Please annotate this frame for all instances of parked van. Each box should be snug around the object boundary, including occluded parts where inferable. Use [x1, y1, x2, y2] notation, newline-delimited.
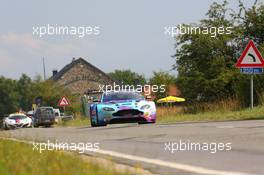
[33, 107, 55, 127]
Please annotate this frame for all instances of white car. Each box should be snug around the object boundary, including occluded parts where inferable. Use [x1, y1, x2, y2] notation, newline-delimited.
[3, 113, 32, 129]
[53, 108, 62, 124]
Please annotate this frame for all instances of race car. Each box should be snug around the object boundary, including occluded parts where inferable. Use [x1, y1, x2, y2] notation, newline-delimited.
[89, 91, 156, 127]
[3, 113, 32, 129]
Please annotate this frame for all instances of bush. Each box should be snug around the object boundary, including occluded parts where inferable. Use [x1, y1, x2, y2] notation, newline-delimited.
[183, 97, 242, 114]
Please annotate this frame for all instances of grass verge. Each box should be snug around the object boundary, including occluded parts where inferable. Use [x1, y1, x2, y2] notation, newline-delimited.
[157, 105, 264, 123]
[0, 139, 130, 175]
[57, 117, 90, 127]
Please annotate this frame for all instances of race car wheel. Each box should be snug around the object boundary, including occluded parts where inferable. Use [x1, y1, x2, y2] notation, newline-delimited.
[90, 107, 98, 127]
[90, 116, 97, 127]
[90, 107, 106, 127]
[96, 108, 107, 127]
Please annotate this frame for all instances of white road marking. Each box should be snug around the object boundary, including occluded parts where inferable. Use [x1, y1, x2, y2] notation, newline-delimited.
[216, 126, 235, 129]
[0, 137, 254, 175]
[92, 149, 252, 175]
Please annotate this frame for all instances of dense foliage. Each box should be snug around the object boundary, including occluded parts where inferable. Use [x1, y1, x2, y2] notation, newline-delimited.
[108, 69, 146, 85]
[108, 69, 177, 99]
[173, 0, 264, 106]
[0, 74, 77, 115]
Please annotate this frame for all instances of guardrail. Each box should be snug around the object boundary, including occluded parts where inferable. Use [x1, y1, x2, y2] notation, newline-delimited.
[61, 115, 74, 121]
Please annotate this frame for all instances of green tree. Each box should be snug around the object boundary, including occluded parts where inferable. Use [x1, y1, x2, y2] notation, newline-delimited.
[16, 74, 34, 111]
[32, 80, 78, 112]
[0, 77, 19, 115]
[149, 71, 176, 99]
[174, 1, 237, 101]
[234, 1, 264, 104]
[108, 69, 146, 85]
[173, 0, 264, 105]
[0, 74, 79, 115]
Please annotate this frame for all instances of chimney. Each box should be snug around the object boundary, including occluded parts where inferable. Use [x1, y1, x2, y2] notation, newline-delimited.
[52, 69, 58, 77]
[72, 57, 76, 62]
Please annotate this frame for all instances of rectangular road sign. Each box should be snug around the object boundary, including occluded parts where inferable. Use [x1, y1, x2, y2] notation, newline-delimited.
[240, 68, 263, 74]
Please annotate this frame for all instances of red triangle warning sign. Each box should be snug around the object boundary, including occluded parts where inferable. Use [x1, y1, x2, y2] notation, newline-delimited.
[58, 96, 70, 107]
[235, 40, 264, 68]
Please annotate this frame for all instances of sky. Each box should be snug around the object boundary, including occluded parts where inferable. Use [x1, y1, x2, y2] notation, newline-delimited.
[0, 0, 261, 80]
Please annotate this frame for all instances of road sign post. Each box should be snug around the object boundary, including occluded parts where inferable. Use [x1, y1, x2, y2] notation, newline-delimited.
[250, 75, 254, 109]
[235, 40, 264, 109]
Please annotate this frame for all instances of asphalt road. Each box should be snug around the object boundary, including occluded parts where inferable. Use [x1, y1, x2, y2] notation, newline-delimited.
[2, 120, 264, 175]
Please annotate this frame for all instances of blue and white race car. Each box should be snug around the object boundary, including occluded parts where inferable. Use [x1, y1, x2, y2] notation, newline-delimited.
[89, 91, 156, 127]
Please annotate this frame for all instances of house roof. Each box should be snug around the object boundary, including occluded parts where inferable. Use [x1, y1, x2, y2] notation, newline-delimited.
[52, 57, 114, 82]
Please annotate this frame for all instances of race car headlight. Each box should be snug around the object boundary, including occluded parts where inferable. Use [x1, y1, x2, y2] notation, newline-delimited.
[140, 104, 151, 110]
[103, 107, 115, 111]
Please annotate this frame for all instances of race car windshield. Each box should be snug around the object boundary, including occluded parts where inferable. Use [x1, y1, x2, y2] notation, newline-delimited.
[103, 92, 144, 102]
[9, 115, 27, 120]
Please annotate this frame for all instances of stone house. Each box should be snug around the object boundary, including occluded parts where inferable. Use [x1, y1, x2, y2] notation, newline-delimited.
[52, 57, 114, 96]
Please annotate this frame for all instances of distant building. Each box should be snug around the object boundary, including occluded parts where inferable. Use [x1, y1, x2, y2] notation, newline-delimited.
[52, 57, 114, 95]
[143, 85, 181, 100]
[168, 85, 181, 97]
